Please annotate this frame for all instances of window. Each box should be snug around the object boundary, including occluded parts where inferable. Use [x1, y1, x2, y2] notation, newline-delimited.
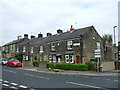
[10, 45, 13, 51]
[53, 55, 56, 63]
[65, 55, 69, 63]
[51, 43, 55, 51]
[17, 47, 19, 53]
[23, 46, 26, 52]
[26, 56, 28, 60]
[96, 42, 100, 49]
[65, 55, 74, 63]
[2, 47, 5, 51]
[67, 40, 73, 50]
[40, 46, 43, 53]
[23, 55, 26, 61]
[31, 47, 33, 53]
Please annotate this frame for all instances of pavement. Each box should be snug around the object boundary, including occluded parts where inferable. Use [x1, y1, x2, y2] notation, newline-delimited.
[18, 65, 120, 76]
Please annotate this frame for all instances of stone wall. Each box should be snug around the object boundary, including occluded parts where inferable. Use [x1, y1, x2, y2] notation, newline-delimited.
[101, 61, 115, 71]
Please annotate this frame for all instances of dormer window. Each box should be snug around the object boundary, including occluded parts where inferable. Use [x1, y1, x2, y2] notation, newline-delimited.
[67, 40, 73, 50]
[23, 46, 26, 52]
[51, 43, 55, 51]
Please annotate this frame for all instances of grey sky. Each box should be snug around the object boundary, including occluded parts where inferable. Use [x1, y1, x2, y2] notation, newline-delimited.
[0, 0, 119, 46]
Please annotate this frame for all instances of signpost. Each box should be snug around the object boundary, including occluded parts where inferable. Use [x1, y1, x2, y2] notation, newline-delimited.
[94, 49, 101, 72]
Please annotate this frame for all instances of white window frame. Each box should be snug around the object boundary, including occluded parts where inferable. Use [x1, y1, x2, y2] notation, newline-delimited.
[67, 40, 73, 50]
[31, 47, 33, 53]
[96, 42, 100, 49]
[10, 45, 13, 51]
[26, 56, 28, 60]
[17, 47, 19, 53]
[70, 55, 74, 63]
[23, 46, 26, 52]
[40, 45, 43, 53]
[52, 55, 57, 63]
[23, 55, 26, 61]
[51, 43, 55, 51]
[65, 55, 69, 63]
[65, 55, 74, 63]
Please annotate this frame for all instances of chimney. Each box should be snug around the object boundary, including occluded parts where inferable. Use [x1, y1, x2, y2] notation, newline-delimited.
[70, 25, 74, 31]
[47, 33, 52, 36]
[31, 35, 35, 39]
[38, 33, 43, 38]
[57, 29, 63, 34]
[17, 35, 22, 40]
[24, 34, 28, 38]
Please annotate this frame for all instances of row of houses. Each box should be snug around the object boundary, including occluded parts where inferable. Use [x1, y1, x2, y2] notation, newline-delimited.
[2, 25, 117, 69]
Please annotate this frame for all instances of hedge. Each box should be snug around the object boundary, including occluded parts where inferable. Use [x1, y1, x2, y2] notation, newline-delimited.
[46, 63, 88, 71]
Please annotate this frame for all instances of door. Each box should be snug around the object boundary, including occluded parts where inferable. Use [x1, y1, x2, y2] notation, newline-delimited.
[75, 56, 80, 64]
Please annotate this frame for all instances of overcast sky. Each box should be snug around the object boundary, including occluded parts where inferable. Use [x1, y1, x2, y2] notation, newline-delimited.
[0, 0, 119, 46]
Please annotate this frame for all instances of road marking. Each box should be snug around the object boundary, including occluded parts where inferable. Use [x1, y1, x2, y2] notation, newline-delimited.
[11, 83, 18, 86]
[3, 80, 9, 83]
[10, 86, 18, 89]
[114, 80, 118, 82]
[19, 85, 28, 88]
[66, 81, 105, 89]
[106, 79, 110, 81]
[9, 71, 16, 73]
[0, 79, 2, 81]
[25, 73, 50, 80]
[2, 84, 9, 87]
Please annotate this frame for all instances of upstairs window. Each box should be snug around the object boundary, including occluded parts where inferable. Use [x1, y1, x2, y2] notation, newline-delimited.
[40, 45, 43, 53]
[31, 47, 33, 53]
[17, 47, 19, 53]
[67, 40, 73, 50]
[10, 45, 13, 51]
[51, 43, 55, 51]
[23, 46, 26, 52]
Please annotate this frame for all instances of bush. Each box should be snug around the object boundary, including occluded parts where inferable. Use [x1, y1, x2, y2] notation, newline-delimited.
[33, 60, 39, 67]
[46, 62, 88, 71]
[86, 61, 96, 71]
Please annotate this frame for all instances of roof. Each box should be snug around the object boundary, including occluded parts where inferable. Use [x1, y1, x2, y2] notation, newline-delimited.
[3, 38, 26, 46]
[31, 26, 94, 45]
[17, 38, 37, 46]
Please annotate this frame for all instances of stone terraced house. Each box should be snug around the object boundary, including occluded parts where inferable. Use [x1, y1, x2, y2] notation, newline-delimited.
[29, 25, 104, 64]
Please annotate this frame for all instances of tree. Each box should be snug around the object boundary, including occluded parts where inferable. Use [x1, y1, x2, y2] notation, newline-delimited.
[102, 34, 113, 45]
[14, 53, 23, 62]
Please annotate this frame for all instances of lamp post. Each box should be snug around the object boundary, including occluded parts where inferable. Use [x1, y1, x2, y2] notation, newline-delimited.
[113, 26, 117, 46]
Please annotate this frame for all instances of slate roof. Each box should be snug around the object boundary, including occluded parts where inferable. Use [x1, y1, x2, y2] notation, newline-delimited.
[31, 26, 94, 45]
[17, 38, 37, 46]
[3, 38, 25, 46]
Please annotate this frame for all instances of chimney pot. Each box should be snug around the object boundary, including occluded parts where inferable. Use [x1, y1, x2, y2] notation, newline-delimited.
[47, 33, 52, 36]
[38, 33, 43, 38]
[70, 25, 74, 31]
[31, 35, 35, 39]
[57, 29, 63, 34]
[24, 34, 28, 38]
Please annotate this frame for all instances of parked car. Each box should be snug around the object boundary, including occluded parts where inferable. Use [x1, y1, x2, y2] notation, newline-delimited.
[7, 59, 22, 67]
[1, 58, 9, 65]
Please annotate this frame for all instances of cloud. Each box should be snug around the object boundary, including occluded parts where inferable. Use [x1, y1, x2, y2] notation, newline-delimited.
[0, 0, 118, 46]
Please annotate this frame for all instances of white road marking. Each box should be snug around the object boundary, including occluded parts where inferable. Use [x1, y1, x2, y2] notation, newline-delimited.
[19, 85, 28, 88]
[10, 86, 18, 89]
[0, 79, 2, 81]
[2, 84, 9, 87]
[106, 79, 110, 81]
[66, 81, 104, 89]
[9, 71, 16, 73]
[25, 73, 50, 80]
[114, 80, 118, 82]
[11, 83, 18, 86]
[3, 81, 9, 83]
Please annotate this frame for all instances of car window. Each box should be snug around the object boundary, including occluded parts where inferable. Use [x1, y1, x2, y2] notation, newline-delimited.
[12, 60, 20, 62]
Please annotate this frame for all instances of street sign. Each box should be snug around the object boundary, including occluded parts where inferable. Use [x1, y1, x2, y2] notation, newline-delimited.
[95, 54, 101, 58]
[94, 49, 101, 52]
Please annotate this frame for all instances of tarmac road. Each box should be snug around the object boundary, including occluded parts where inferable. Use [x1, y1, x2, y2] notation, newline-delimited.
[1, 65, 120, 89]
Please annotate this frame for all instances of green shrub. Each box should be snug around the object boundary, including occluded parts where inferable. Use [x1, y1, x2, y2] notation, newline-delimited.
[86, 61, 96, 71]
[46, 62, 88, 71]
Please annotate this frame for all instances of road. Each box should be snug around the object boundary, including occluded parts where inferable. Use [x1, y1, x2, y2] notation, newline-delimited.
[1, 65, 119, 89]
